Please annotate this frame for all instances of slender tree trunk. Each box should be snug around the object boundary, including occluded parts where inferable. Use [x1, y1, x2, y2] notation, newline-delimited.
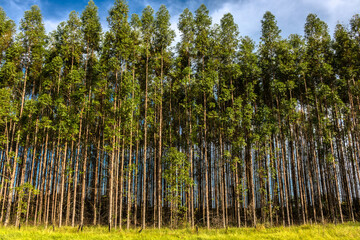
[142, 41, 149, 230]
[51, 136, 61, 226]
[274, 135, 285, 226]
[66, 140, 75, 225]
[38, 130, 51, 225]
[93, 123, 101, 226]
[4, 128, 22, 226]
[59, 141, 68, 227]
[329, 133, 344, 223]
[134, 124, 139, 227]
[45, 136, 56, 227]
[72, 111, 83, 227]
[295, 125, 306, 224]
[118, 133, 125, 230]
[25, 118, 39, 225]
[126, 121, 133, 229]
[3, 55, 31, 226]
[15, 133, 30, 226]
[80, 116, 90, 227]
[157, 52, 163, 229]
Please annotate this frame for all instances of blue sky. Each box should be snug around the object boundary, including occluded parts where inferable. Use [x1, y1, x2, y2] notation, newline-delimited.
[1, 0, 359, 42]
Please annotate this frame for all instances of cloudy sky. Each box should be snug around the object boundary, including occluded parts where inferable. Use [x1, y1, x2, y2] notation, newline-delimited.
[1, 0, 359, 42]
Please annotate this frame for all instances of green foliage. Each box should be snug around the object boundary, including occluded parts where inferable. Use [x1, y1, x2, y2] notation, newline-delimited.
[163, 147, 192, 224]
[195, 4, 211, 58]
[81, 0, 101, 51]
[0, 88, 15, 124]
[141, 6, 155, 45]
[155, 5, 175, 51]
[15, 183, 39, 223]
[163, 147, 192, 197]
[0, 7, 16, 62]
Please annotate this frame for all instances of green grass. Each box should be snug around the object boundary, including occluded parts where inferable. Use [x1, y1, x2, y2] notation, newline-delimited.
[0, 222, 359, 240]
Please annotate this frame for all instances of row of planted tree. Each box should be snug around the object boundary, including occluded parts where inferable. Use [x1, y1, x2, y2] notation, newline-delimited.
[0, 0, 360, 230]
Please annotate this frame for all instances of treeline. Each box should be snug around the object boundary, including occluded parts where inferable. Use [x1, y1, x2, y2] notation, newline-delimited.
[0, 0, 360, 230]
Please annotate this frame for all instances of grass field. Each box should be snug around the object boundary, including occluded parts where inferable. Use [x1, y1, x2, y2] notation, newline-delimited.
[0, 222, 359, 240]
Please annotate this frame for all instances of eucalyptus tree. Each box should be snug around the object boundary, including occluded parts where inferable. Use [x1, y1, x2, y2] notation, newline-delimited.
[333, 23, 359, 222]
[79, 0, 102, 228]
[194, 4, 212, 229]
[154, 4, 175, 228]
[50, 10, 84, 227]
[348, 14, 360, 167]
[127, 13, 142, 229]
[5, 5, 46, 227]
[238, 36, 261, 227]
[304, 13, 333, 224]
[258, 11, 293, 227]
[0, 41, 21, 203]
[35, 47, 61, 227]
[99, 29, 116, 230]
[285, 34, 309, 224]
[345, 16, 360, 176]
[140, 5, 154, 229]
[177, 7, 195, 228]
[272, 38, 299, 224]
[0, 41, 21, 224]
[125, 14, 142, 229]
[106, 0, 133, 230]
[218, 13, 239, 227]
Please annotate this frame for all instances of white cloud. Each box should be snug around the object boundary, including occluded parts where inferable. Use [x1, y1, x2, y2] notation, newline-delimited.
[3, 0, 359, 41]
[170, 13, 181, 47]
[3, 0, 41, 23]
[209, 0, 360, 40]
[44, 19, 63, 33]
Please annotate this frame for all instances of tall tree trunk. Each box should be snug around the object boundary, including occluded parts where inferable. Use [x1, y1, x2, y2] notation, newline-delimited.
[157, 52, 163, 229]
[15, 133, 30, 226]
[126, 121, 134, 229]
[72, 111, 83, 227]
[80, 116, 90, 227]
[45, 136, 56, 227]
[134, 124, 139, 227]
[142, 41, 149, 230]
[66, 140, 75, 225]
[118, 133, 125, 229]
[93, 122, 101, 226]
[25, 118, 39, 225]
[59, 141, 68, 227]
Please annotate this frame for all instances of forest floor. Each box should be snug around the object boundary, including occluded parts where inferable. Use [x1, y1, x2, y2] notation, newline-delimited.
[0, 222, 359, 239]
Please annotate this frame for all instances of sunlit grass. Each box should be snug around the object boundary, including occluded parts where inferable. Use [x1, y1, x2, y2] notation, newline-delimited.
[0, 222, 359, 239]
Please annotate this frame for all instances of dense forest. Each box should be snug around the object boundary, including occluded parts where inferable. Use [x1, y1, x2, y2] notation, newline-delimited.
[0, 0, 360, 230]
